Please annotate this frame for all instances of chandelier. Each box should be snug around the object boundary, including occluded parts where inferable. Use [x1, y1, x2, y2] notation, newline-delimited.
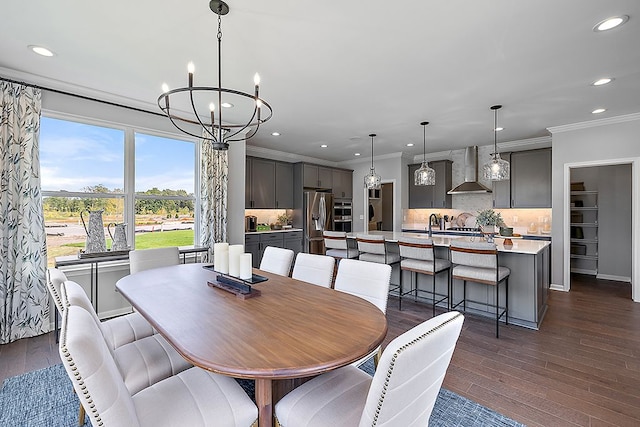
[482, 104, 510, 181]
[364, 133, 381, 190]
[157, 0, 273, 150]
[414, 121, 436, 186]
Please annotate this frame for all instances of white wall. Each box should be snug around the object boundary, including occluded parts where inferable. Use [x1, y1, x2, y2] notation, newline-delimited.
[549, 114, 640, 300]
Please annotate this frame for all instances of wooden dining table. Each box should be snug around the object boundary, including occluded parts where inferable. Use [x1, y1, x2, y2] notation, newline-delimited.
[116, 263, 388, 427]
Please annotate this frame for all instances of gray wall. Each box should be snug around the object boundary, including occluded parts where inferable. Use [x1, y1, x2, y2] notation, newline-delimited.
[550, 116, 640, 298]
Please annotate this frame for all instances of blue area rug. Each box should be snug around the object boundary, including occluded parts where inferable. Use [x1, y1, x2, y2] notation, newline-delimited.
[0, 362, 524, 426]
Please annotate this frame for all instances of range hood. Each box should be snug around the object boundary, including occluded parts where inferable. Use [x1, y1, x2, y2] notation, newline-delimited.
[447, 146, 492, 194]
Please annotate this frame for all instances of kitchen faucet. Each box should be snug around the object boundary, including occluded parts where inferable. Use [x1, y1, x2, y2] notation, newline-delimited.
[428, 213, 438, 237]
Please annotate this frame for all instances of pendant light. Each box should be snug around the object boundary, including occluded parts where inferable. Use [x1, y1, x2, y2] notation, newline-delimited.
[414, 121, 436, 186]
[363, 133, 381, 189]
[482, 105, 510, 181]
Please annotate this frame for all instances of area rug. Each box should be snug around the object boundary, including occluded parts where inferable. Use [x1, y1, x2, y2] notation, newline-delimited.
[0, 362, 524, 426]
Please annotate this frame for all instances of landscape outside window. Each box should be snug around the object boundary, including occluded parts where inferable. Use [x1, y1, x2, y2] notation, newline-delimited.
[40, 116, 196, 266]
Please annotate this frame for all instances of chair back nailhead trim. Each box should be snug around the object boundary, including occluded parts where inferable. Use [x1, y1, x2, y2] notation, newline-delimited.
[370, 312, 463, 426]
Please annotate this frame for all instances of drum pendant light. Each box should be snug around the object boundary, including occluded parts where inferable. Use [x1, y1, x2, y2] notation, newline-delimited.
[482, 105, 510, 181]
[414, 121, 436, 186]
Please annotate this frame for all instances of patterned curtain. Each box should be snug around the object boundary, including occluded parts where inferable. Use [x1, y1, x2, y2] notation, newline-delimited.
[0, 81, 49, 344]
[199, 138, 228, 262]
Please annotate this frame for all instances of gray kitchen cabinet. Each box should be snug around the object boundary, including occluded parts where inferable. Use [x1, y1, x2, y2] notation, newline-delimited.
[332, 169, 353, 199]
[275, 161, 294, 208]
[246, 157, 294, 208]
[245, 230, 301, 268]
[511, 148, 551, 208]
[408, 160, 452, 209]
[303, 164, 333, 189]
[492, 152, 511, 208]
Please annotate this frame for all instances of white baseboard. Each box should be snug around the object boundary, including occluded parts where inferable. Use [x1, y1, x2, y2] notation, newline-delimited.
[571, 268, 597, 275]
[549, 283, 567, 292]
[596, 273, 631, 283]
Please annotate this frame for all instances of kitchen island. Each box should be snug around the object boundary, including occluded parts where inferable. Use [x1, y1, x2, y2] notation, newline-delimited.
[348, 231, 550, 330]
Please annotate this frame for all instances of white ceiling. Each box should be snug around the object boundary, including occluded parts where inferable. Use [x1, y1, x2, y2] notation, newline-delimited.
[1, 0, 639, 163]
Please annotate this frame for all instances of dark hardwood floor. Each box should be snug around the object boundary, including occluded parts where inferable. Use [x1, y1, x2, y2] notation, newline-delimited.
[2, 274, 639, 426]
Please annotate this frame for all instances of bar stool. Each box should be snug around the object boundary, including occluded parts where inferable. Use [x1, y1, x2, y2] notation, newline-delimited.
[449, 240, 510, 338]
[397, 237, 451, 314]
[323, 231, 358, 284]
[356, 234, 400, 302]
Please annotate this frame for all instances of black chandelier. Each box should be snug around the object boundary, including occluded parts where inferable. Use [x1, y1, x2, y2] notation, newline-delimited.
[157, 0, 273, 150]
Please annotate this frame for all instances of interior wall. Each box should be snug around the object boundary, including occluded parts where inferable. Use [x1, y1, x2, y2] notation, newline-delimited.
[550, 116, 640, 299]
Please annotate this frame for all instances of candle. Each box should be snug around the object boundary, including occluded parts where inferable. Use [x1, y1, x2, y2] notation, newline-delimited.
[239, 253, 253, 280]
[228, 244, 244, 277]
[213, 242, 229, 274]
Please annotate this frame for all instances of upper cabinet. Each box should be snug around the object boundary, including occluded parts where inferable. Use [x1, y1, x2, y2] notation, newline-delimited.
[408, 160, 452, 209]
[510, 148, 551, 208]
[303, 164, 333, 189]
[246, 157, 294, 209]
[332, 169, 353, 199]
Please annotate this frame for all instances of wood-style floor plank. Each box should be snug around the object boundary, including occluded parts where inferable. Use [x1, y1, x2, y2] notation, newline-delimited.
[1, 274, 639, 426]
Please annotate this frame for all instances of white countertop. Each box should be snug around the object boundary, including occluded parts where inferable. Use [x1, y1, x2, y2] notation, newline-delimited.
[401, 223, 551, 239]
[245, 228, 302, 235]
[349, 231, 550, 255]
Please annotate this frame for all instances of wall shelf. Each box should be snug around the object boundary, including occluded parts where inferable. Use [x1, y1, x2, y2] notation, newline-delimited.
[570, 188, 598, 275]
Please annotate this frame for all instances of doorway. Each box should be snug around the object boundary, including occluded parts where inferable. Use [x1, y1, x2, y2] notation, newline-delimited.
[563, 158, 638, 301]
[366, 182, 394, 232]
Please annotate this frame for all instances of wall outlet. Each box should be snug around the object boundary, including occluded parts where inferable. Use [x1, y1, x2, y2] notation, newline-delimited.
[359, 214, 364, 220]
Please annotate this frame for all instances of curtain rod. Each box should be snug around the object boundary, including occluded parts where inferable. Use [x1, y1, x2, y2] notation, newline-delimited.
[1, 75, 164, 118]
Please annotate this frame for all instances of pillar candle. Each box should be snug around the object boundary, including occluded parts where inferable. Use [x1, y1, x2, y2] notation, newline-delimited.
[228, 244, 244, 277]
[239, 253, 253, 280]
[213, 242, 229, 274]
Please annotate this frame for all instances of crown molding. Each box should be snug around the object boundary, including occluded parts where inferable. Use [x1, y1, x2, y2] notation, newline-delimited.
[548, 112, 640, 134]
[339, 151, 406, 167]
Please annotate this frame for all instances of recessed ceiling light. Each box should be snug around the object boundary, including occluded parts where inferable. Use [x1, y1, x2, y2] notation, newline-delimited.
[354, 153, 361, 156]
[221, 102, 234, 108]
[592, 108, 606, 114]
[28, 45, 54, 57]
[320, 144, 327, 148]
[271, 132, 280, 136]
[592, 78, 613, 86]
[593, 15, 629, 32]
[495, 127, 504, 132]
[406, 143, 414, 147]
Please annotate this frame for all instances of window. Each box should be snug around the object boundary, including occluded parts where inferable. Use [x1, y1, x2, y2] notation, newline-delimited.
[40, 116, 197, 266]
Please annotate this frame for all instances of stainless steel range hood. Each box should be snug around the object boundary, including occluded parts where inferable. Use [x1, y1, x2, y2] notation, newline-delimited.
[447, 146, 492, 194]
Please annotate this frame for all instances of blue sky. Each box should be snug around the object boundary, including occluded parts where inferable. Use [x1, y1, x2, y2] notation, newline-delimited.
[40, 116, 195, 193]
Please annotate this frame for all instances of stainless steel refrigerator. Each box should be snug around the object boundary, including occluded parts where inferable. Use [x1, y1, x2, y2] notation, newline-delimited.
[303, 191, 333, 254]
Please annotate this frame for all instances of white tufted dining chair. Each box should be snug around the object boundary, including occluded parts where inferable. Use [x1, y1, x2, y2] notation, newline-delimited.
[334, 259, 392, 367]
[274, 311, 464, 427]
[291, 252, 335, 288]
[259, 246, 294, 277]
[60, 305, 259, 427]
[129, 246, 180, 274]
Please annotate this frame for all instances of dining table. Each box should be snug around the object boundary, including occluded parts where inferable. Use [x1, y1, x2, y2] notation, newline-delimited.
[116, 262, 388, 427]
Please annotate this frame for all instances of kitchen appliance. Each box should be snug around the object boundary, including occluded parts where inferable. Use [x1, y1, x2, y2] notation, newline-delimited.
[447, 146, 492, 194]
[245, 215, 257, 232]
[303, 191, 333, 254]
[333, 200, 352, 232]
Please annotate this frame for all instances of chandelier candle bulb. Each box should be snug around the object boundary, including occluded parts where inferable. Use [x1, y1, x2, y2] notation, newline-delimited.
[213, 242, 229, 274]
[229, 244, 244, 277]
[188, 62, 194, 86]
[239, 253, 253, 280]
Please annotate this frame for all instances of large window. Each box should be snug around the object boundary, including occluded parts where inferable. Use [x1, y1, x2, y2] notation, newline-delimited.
[40, 116, 197, 266]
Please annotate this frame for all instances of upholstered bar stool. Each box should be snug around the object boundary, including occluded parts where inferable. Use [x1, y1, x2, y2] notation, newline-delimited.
[397, 237, 451, 314]
[323, 231, 358, 283]
[450, 240, 510, 338]
[356, 233, 400, 304]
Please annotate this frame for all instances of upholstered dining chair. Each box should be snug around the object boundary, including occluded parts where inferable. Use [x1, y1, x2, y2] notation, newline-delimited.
[291, 252, 335, 288]
[129, 246, 180, 274]
[397, 236, 452, 314]
[60, 305, 259, 427]
[334, 259, 392, 367]
[274, 311, 464, 427]
[62, 280, 192, 395]
[259, 246, 294, 277]
[450, 240, 510, 338]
